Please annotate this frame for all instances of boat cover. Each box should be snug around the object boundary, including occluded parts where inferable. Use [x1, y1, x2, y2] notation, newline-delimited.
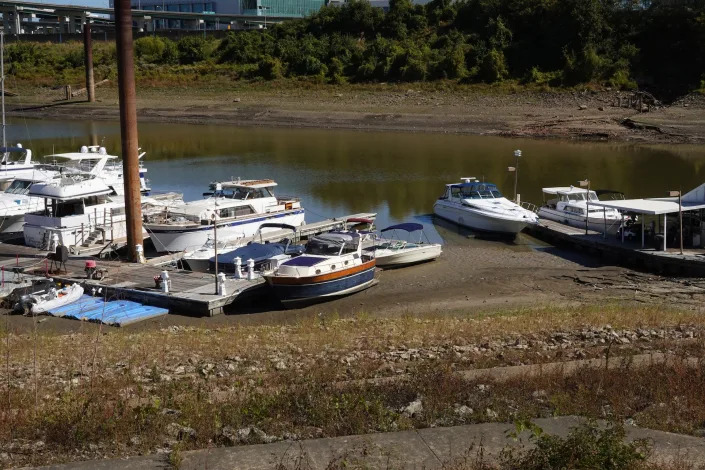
[381, 223, 424, 233]
[47, 295, 168, 327]
[211, 242, 304, 266]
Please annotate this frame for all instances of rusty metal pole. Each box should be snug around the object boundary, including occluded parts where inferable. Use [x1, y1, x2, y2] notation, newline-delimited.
[83, 22, 95, 103]
[114, 0, 143, 263]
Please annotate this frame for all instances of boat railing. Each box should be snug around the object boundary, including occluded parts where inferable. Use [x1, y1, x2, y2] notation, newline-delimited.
[520, 201, 540, 213]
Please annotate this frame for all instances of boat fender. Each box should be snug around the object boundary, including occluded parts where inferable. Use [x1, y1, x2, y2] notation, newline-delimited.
[234, 257, 243, 279]
[247, 258, 255, 280]
[217, 272, 227, 296]
[160, 270, 170, 294]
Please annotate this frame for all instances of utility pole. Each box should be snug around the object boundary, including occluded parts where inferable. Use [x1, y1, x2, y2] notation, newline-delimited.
[114, 0, 144, 263]
[1, 31, 6, 156]
[670, 190, 683, 255]
[83, 22, 95, 103]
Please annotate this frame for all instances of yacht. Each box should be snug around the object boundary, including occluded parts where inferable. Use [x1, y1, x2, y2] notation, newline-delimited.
[23, 171, 130, 252]
[0, 146, 151, 235]
[263, 231, 376, 306]
[538, 186, 623, 233]
[144, 179, 305, 253]
[433, 178, 539, 235]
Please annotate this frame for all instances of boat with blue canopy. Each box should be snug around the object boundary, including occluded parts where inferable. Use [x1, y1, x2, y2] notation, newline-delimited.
[369, 222, 442, 268]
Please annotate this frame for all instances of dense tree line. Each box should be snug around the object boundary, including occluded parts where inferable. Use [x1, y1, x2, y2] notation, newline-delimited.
[6, 0, 705, 96]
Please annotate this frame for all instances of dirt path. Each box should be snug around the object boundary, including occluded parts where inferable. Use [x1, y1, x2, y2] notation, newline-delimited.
[8, 85, 705, 144]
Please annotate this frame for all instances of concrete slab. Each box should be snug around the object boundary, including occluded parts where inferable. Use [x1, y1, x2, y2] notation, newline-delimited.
[36, 416, 705, 470]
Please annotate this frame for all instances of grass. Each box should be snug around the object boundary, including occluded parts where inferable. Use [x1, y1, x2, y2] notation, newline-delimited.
[1, 302, 705, 467]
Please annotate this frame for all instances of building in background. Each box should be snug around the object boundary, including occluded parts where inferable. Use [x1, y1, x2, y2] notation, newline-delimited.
[239, 0, 325, 18]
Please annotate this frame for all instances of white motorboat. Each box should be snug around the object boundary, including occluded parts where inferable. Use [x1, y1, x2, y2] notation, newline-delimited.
[264, 231, 376, 306]
[23, 169, 132, 252]
[369, 222, 442, 268]
[0, 145, 38, 185]
[144, 179, 305, 253]
[537, 186, 623, 233]
[29, 283, 84, 315]
[433, 177, 539, 235]
[0, 145, 154, 236]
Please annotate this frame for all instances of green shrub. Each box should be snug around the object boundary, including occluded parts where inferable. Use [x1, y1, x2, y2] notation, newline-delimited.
[256, 55, 283, 79]
[501, 421, 650, 470]
[177, 36, 208, 65]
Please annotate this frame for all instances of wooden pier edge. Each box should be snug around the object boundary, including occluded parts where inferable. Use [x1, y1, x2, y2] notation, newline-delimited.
[526, 222, 705, 277]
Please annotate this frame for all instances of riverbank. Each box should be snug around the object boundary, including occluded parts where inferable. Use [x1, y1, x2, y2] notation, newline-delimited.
[7, 83, 705, 144]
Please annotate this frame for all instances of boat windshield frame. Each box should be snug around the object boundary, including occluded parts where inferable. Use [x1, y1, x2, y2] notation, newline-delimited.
[450, 183, 503, 200]
[4, 179, 33, 195]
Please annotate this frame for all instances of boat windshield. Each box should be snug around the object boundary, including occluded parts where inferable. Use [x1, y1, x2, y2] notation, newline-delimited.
[456, 184, 503, 199]
[306, 235, 358, 256]
[564, 191, 598, 202]
[214, 186, 274, 200]
[4, 179, 32, 195]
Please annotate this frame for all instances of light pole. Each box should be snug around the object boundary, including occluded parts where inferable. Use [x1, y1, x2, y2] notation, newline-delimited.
[213, 183, 221, 294]
[669, 190, 683, 255]
[509, 149, 521, 203]
[579, 179, 590, 235]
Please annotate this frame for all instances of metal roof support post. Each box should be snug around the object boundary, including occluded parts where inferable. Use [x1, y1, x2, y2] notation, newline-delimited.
[641, 216, 644, 248]
[621, 214, 625, 243]
[114, 0, 144, 263]
[83, 21, 95, 103]
[663, 214, 667, 252]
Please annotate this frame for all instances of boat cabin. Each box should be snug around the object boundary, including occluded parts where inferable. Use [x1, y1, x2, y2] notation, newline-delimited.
[306, 232, 361, 257]
[542, 187, 598, 209]
[207, 179, 278, 200]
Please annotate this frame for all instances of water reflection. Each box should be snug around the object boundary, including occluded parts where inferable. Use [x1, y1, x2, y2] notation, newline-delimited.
[7, 118, 705, 243]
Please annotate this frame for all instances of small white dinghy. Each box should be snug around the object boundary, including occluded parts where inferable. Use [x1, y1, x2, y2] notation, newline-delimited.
[371, 223, 442, 268]
[30, 283, 84, 315]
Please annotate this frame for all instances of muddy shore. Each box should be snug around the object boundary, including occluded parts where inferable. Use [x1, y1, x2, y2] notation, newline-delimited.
[8, 85, 705, 144]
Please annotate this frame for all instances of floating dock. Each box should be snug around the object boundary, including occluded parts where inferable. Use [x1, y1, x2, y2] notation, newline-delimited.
[526, 219, 705, 277]
[0, 212, 377, 317]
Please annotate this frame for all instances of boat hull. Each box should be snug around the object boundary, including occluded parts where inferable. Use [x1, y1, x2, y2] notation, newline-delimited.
[538, 207, 622, 234]
[433, 201, 532, 235]
[266, 264, 376, 306]
[147, 210, 305, 253]
[375, 244, 442, 268]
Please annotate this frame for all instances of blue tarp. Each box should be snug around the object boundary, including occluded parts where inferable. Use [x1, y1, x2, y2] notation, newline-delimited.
[47, 295, 168, 327]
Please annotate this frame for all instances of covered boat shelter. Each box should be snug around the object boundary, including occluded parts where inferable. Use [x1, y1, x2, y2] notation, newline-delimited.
[590, 183, 705, 251]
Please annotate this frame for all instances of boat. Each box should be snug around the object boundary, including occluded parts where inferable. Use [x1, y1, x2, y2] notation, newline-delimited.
[263, 231, 376, 306]
[433, 177, 539, 235]
[537, 186, 623, 233]
[22, 166, 132, 252]
[0, 145, 154, 236]
[207, 223, 305, 274]
[0, 145, 38, 186]
[144, 179, 305, 253]
[369, 223, 442, 268]
[29, 283, 84, 315]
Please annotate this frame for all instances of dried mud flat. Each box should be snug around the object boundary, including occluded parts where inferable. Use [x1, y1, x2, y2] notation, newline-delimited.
[8, 85, 705, 144]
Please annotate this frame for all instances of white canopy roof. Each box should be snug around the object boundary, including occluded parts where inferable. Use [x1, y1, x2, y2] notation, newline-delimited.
[221, 179, 277, 189]
[542, 186, 591, 195]
[46, 153, 117, 161]
[590, 183, 705, 215]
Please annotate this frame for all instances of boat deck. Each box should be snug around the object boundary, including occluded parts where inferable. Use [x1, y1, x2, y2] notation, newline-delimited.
[527, 219, 705, 276]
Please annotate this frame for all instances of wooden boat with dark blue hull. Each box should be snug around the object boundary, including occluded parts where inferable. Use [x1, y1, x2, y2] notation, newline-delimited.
[264, 232, 376, 306]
